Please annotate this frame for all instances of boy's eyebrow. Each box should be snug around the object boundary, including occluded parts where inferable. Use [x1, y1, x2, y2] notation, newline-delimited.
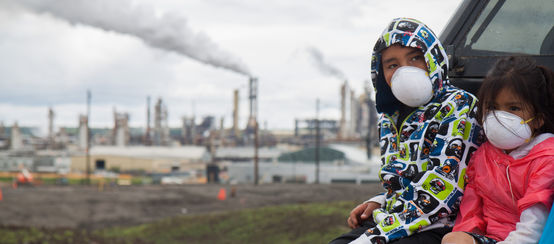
[382, 57, 397, 64]
[382, 49, 423, 64]
[407, 49, 422, 56]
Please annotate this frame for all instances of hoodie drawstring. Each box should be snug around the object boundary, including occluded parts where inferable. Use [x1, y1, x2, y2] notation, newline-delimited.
[494, 159, 516, 205]
[506, 165, 516, 205]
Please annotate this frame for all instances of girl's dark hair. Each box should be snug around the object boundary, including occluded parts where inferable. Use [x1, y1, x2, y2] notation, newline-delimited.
[477, 56, 554, 134]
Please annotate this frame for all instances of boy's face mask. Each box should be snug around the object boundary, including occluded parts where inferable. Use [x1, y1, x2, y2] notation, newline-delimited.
[390, 66, 434, 107]
[483, 110, 534, 150]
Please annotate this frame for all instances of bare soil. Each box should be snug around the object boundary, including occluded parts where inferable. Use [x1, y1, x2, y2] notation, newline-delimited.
[0, 183, 382, 229]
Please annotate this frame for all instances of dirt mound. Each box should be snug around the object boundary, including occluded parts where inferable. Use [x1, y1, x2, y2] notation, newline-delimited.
[0, 183, 381, 229]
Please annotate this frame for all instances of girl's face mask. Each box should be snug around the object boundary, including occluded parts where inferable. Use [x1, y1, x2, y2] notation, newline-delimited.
[483, 110, 534, 150]
[390, 66, 434, 107]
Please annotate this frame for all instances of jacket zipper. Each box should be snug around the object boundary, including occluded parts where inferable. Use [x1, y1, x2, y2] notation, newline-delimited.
[382, 111, 417, 210]
[384, 110, 416, 146]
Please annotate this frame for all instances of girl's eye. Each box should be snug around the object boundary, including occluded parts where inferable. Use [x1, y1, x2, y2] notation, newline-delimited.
[387, 64, 398, 69]
[509, 106, 521, 111]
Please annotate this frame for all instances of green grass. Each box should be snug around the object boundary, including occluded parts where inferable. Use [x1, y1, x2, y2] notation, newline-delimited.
[0, 201, 356, 244]
[0, 177, 13, 183]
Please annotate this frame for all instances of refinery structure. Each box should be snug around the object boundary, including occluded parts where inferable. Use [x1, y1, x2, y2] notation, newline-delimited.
[0, 0, 385, 185]
[0, 78, 379, 185]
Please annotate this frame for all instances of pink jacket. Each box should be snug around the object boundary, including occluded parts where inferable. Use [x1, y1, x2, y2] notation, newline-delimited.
[453, 139, 554, 241]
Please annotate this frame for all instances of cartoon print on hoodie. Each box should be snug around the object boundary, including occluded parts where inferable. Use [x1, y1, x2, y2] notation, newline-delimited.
[362, 18, 484, 243]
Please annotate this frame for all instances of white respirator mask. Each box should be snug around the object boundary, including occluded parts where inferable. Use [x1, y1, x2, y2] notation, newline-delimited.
[390, 66, 434, 107]
[483, 110, 534, 150]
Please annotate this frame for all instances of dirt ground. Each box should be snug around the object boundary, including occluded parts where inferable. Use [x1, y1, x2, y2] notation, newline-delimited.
[0, 183, 382, 229]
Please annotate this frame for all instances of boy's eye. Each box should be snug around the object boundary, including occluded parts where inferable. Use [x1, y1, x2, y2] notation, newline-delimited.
[387, 64, 398, 69]
[411, 56, 422, 61]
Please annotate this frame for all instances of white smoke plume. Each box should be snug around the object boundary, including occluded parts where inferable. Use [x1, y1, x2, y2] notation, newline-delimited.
[306, 47, 346, 81]
[7, 0, 251, 76]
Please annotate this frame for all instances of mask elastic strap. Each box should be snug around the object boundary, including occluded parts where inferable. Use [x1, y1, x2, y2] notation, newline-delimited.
[521, 117, 534, 143]
[521, 117, 534, 124]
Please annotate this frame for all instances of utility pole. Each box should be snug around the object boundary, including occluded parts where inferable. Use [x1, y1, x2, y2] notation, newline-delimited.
[145, 96, 151, 145]
[315, 98, 320, 184]
[86, 90, 91, 185]
[254, 120, 259, 185]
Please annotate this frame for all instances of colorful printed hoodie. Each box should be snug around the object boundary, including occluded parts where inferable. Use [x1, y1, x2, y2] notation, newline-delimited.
[359, 18, 484, 243]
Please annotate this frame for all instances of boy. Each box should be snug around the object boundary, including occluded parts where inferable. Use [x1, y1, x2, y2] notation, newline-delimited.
[331, 18, 483, 244]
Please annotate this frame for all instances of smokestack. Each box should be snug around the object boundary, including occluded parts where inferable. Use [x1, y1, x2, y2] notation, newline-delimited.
[294, 119, 299, 137]
[161, 102, 169, 146]
[350, 89, 356, 138]
[232, 89, 239, 136]
[113, 107, 117, 145]
[247, 77, 258, 131]
[219, 117, 225, 144]
[48, 107, 54, 147]
[339, 81, 346, 139]
[154, 98, 162, 146]
[144, 96, 151, 145]
[11, 0, 251, 76]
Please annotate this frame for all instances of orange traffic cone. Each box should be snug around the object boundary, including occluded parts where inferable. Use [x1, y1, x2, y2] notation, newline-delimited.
[0, 187, 3, 201]
[217, 188, 226, 201]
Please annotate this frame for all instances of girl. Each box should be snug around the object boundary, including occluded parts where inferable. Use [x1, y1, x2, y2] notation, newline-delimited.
[442, 56, 554, 244]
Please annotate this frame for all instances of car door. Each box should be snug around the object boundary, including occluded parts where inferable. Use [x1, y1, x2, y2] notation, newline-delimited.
[440, 0, 554, 94]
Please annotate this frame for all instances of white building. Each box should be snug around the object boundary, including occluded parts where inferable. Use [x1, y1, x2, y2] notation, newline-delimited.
[227, 144, 380, 184]
[10, 122, 23, 150]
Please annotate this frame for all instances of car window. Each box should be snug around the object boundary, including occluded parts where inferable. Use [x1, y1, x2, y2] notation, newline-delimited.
[462, 0, 554, 55]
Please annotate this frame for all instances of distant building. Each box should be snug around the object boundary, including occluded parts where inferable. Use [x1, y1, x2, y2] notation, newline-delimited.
[70, 146, 210, 174]
[293, 119, 339, 146]
[227, 144, 380, 184]
[214, 146, 284, 163]
[153, 98, 170, 146]
[0, 150, 70, 174]
[10, 122, 23, 150]
[338, 81, 367, 141]
[182, 116, 195, 145]
[113, 108, 130, 147]
[78, 115, 88, 150]
[0, 151, 33, 171]
[0, 122, 7, 149]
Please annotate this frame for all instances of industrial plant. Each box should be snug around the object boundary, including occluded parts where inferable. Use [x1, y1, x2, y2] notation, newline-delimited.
[0, 77, 379, 186]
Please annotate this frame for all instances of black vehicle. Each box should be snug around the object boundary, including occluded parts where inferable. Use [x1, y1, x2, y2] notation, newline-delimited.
[365, 0, 553, 157]
[440, 0, 554, 95]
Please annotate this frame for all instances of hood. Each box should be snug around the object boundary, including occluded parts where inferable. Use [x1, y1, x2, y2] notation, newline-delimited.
[370, 18, 450, 114]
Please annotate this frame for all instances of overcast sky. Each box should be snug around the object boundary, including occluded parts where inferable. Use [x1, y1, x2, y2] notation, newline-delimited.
[0, 0, 462, 133]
